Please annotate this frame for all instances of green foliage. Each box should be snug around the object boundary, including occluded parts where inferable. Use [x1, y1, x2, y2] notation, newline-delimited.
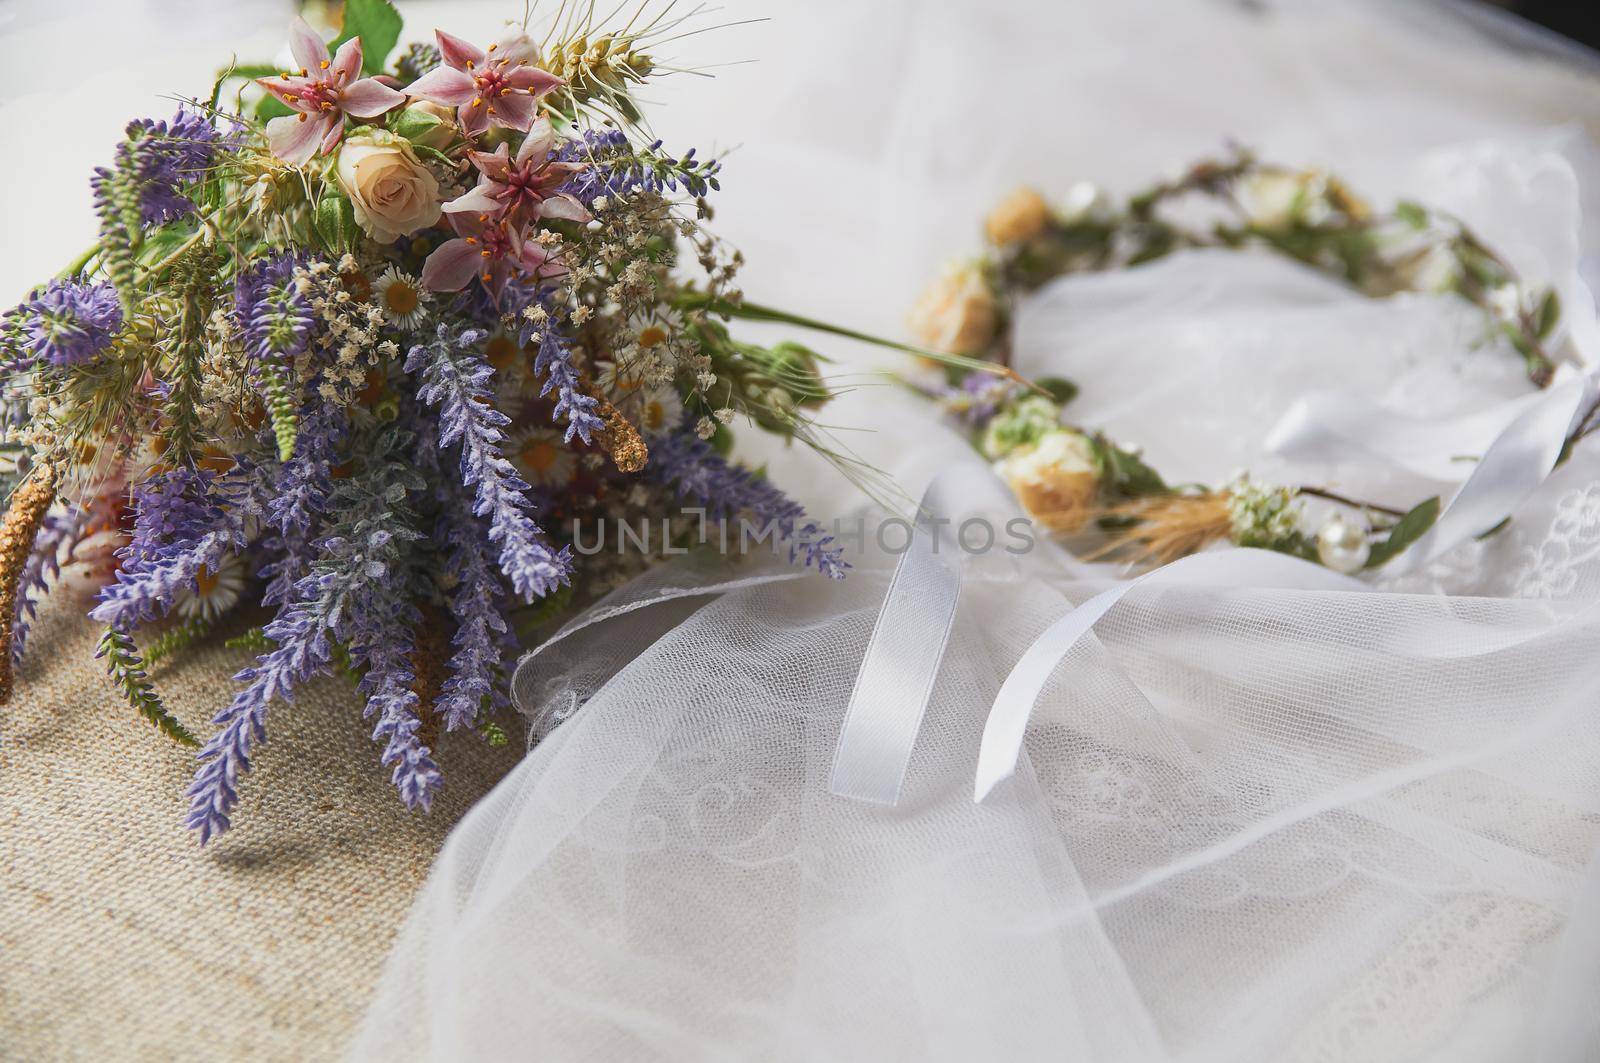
[980, 395, 1061, 460]
[333, 0, 405, 76]
[390, 105, 448, 146]
[98, 168, 144, 313]
[1365, 497, 1440, 569]
[1037, 376, 1079, 406]
[158, 250, 216, 465]
[98, 628, 199, 747]
[1394, 201, 1429, 229]
[1536, 290, 1561, 340]
[1093, 436, 1170, 499]
[313, 190, 360, 256]
[481, 721, 510, 747]
[260, 362, 299, 462]
[224, 627, 272, 653]
[142, 616, 213, 667]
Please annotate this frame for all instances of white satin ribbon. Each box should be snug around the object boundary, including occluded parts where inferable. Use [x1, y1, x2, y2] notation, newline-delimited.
[974, 549, 1364, 802]
[828, 465, 1019, 805]
[975, 373, 1595, 800]
[1385, 375, 1593, 575]
[832, 371, 1594, 807]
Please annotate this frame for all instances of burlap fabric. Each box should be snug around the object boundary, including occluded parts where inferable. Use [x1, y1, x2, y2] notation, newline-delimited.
[0, 576, 522, 1061]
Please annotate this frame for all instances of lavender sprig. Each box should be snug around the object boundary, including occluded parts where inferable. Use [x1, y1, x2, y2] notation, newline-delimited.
[556, 130, 722, 205]
[8, 280, 123, 367]
[89, 469, 250, 632]
[185, 428, 426, 842]
[256, 406, 343, 607]
[524, 310, 604, 444]
[346, 597, 443, 811]
[235, 254, 314, 364]
[434, 482, 513, 732]
[648, 427, 849, 578]
[405, 325, 572, 602]
[11, 506, 85, 663]
[93, 108, 229, 229]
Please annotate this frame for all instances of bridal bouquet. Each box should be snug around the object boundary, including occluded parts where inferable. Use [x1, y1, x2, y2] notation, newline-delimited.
[0, 2, 857, 841]
[910, 151, 1600, 574]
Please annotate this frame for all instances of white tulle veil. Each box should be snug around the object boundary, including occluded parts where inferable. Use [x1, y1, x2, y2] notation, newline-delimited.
[350, 2, 1600, 1059]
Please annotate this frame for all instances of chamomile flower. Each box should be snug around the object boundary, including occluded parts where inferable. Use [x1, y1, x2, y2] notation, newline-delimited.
[373, 266, 428, 330]
[636, 385, 683, 436]
[594, 357, 647, 396]
[484, 329, 534, 400]
[508, 425, 577, 488]
[176, 558, 247, 622]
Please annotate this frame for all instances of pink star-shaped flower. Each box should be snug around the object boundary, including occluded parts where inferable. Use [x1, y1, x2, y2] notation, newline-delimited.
[404, 29, 564, 138]
[421, 211, 567, 303]
[257, 17, 405, 165]
[443, 118, 590, 226]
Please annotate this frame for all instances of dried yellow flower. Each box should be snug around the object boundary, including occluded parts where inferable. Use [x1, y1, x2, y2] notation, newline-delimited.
[0, 459, 58, 703]
[995, 430, 1100, 534]
[909, 263, 998, 357]
[985, 187, 1051, 246]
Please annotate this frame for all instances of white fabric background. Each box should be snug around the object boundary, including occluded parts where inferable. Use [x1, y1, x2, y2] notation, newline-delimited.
[5, 2, 1600, 1060]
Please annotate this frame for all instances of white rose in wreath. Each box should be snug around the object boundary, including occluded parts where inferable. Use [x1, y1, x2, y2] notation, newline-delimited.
[335, 130, 443, 244]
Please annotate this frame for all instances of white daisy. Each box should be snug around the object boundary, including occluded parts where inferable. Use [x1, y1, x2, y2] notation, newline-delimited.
[594, 357, 647, 396]
[508, 426, 577, 489]
[635, 385, 684, 437]
[176, 557, 247, 623]
[373, 266, 429, 330]
[484, 329, 534, 391]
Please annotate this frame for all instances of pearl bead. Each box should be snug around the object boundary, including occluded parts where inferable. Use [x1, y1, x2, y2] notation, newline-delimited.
[1316, 515, 1370, 574]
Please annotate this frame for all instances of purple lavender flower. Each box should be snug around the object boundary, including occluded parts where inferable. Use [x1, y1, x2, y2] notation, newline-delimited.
[346, 600, 443, 811]
[523, 307, 604, 444]
[90, 468, 250, 632]
[187, 429, 429, 841]
[434, 483, 512, 732]
[555, 131, 721, 205]
[256, 406, 343, 607]
[185, 577, 331, 843]
[648, 428, 849, 578]
[234, 255, 313, 364]
[11, 506, 85, 664]
[92, 108, 230, 228]
[405, 325, 572, 602]
[10, 280, 123, 366]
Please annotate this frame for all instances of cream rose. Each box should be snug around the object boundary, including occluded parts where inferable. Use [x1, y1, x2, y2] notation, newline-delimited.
[335, 131, 442, 244]
[996, 429, 1101, 534]
[985, 187, 1051, 246]
[909, 263, 998, 357]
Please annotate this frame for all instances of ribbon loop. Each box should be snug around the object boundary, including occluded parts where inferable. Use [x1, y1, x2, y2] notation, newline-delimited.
[829, 465, 1018, 805]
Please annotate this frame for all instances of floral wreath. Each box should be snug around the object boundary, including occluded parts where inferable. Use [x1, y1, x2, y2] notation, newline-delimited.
[908, 149, 1600, 574]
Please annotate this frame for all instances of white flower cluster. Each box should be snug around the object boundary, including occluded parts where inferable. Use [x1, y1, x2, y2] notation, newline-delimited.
[1226, 475, 1303, 547]
[295, 257, 400, 405]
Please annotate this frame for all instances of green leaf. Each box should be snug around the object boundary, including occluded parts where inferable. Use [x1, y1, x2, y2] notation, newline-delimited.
[143, 616, 213, 667]
[390, 105, 445, 144]
[1037, 376, 1079, 406]
[1093, 435, 1169, 498]
[225, 627, 272, 653]
[313, 191, 359, 255]
[98, 628, 199, 747]
[1501, 321, 1535, 358]
[1394, 201, 1428, 229]
[1536, 289, 1561, 339]
[256, 94, 294, 121]
[219, 62, 282, 81]
[334, 0, 405, 76]
[1364, 496, 1440, 569]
